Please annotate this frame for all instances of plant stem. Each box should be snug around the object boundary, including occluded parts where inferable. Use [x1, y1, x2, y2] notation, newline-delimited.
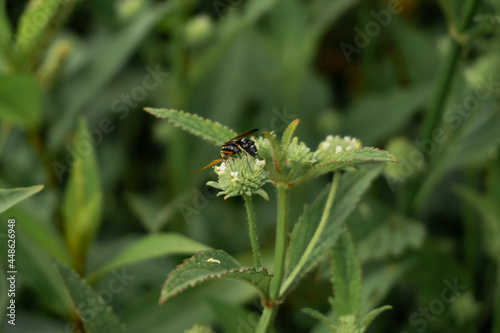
[404, 0, 481, 215]
[256, 184, 289, 333]
[280, 171, 340, 297]
[244, 195, 262, 268]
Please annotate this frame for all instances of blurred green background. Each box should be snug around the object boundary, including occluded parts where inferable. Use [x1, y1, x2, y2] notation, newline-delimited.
[1, 0, 499, 332]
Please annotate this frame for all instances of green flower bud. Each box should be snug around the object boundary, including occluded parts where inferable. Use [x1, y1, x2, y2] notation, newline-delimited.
[206, 157, 271, 200]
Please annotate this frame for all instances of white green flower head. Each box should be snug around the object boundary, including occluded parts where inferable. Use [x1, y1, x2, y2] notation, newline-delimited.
[206, 157, 272, 200]
[317, 135, 361, 158]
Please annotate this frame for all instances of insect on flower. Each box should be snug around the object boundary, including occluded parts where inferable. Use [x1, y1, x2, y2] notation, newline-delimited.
[191, 129, 262, 173]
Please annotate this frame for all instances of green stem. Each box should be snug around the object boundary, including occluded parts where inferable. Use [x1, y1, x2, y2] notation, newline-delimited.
[404, 0, 481, 215]
[279, 172, 340, 297]
[255, 184, 289, 333]
[244, 195, 262, 268]
[270, 185, 289, 299]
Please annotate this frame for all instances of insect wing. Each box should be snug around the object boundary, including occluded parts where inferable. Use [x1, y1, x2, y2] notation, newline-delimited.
[223, 129, 258, 145]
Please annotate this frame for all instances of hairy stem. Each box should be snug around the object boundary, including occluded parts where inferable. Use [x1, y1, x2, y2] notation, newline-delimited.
[256, 184, 289, 333]
[244, 195, 262, 268]
[280, 171, 340, 297]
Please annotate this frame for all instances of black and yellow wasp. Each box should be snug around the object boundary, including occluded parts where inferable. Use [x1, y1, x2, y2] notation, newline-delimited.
[191, 129, 262, 173]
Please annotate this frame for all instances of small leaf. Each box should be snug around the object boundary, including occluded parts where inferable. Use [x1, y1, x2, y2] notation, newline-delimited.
[295, 148, 396, 185]
[144, 108, 237, 146]
[0, 185, 44, 213]
[159, 250, 272, 304]
[361, 305, 392, 329]
[87, 233, 211, 282]
[263, 131, 284, 176]
[62, 118, 102, 271]
[53, 259, 126, 333]
[0, 74, 42, 127]
[281, 119, 300, 147]
[331, 231, 362, 318]
[301, 307, 335, 330]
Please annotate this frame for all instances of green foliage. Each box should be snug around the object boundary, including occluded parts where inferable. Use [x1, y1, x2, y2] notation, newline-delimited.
[2, 0, 499, 332]
[159, 250, 273, 304]
[303, 231, 392, 333]
[0, 185, 43, 213]
[62, 118, 102, 273]
[144, 107, 237, 146]
[87, 233, 211, 282]
[53, 259, 126, 333]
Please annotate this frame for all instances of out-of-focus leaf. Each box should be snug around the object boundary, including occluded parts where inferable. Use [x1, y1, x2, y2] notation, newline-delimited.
[159, 250, 272, 304]
[330, 231, 362, 318]
[341, 84, 431, 145]
[87, 233, 211, 282]
[0, 185, 43, 213]
[0, 0, 12, 70]
[15, 0, 63, 66]
[49, 2, 173, 149]
[361, 305, 393, 328]
[16, 232, 73, 317]
[0, 74, 42, 126]
[144, 108, 237, 146]
[184, 324, 215, 333]
[53, 258, 126, 333]
[208, 298, 274, 333]
[126, 192, 177, 232]
[62, 118, 102, 271]
[356, 214, 426, 262]
[282, 165, 383, 296]
[455, 186, 500, 262]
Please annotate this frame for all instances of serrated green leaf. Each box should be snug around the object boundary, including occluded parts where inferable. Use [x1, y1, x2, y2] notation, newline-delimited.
[62, 118, 102, 272]
[294, 148, 396, 185]
[282, 165, 383, 296]
[53, 259, 126, 333]
[281, 119, 300, 147]
[302, 307, 335, 330]
[331, 231, 362, 317]
[0, 185, 44, 213]
[144, 108, 237, 146]
[159, 250, 272, 304]
[361, 305, 392, 329]
[0, 74, 42, 126]
[87, 233, 211, 282]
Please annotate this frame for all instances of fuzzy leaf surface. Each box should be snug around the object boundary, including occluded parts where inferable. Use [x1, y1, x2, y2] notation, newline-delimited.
[283, 165, 383, 296]
[331, 231, 362, 317]
[53, 259, 126, 333]
[144, 108, 237, 146]
[294, 148, 396, 185]
[160, 250, 272, 304]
